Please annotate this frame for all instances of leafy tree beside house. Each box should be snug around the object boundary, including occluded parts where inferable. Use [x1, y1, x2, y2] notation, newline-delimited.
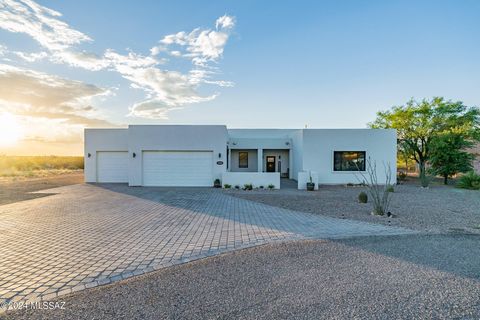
[428, 133, 475, 185]
[370, 97, 480, 187]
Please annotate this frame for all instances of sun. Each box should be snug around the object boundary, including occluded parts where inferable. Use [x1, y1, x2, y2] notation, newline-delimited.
[0, 113, 23, 147]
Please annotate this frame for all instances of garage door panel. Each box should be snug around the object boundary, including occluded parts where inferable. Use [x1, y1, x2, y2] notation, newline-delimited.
[143, 151, 213, 186]
[97, 151, 129, 183]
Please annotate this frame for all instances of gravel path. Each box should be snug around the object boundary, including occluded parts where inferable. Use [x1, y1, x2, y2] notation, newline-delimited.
[4, 234, 480, 320]
[227, 183, 480, 234]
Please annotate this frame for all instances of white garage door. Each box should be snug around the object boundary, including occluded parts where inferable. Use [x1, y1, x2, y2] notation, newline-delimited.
[96, 151, 129, 183]
[143, 151, 213, 187]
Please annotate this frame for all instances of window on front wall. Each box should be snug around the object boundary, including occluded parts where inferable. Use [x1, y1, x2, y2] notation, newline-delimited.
[239, 152, 248, 168]
[333, 151, 366, 171]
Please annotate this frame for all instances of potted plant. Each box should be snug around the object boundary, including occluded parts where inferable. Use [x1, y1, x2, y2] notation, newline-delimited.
[306, 173, 315, 191]
[213, 179, 221, 188]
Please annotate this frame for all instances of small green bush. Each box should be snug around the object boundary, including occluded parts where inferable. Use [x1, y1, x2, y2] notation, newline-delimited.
[267, 184, 275, 189]
[386, 185, 394, 192]
[234, 185, 240, 189]
[259, 185, 264, 189]
[224, 184, 232, 189]
[457, 171, 480, 190]
[358, 191, 368, 203]
[243, 183, 253, 190]
[397, 171, 407, 181]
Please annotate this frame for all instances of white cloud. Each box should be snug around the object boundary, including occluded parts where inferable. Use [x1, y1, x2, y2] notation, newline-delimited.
[152, 15, 235, 67]
[0, 0, 91, 51]
[13, 51, 48, 62]
[0, 64, 113, 127]
[0, 0, 236, 120]
[216, 15, 235, 30]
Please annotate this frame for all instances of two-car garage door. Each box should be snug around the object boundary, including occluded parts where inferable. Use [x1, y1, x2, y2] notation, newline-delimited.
[96, 150, 214, 186]
[142, 151, 213, 186]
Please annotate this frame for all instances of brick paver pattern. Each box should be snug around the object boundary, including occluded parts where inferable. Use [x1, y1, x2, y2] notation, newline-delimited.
[0, 184, 414, 307]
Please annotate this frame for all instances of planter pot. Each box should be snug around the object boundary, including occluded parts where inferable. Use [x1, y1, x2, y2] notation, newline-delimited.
[213, 181, 222, 188]
[306, 182, 315, 191]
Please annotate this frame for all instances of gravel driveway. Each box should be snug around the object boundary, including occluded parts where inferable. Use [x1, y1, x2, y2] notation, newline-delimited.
[228, 183, 480, 234]
[5, 234, 480, 320]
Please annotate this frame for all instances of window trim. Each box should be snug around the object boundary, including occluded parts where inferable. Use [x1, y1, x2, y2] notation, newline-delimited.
[333, 151, 366, 172]
[238, 151, 249, 168]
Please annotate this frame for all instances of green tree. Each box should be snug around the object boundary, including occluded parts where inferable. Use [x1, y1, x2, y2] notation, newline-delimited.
[428, 133, 474, 185]
[370, 97, 480, 187]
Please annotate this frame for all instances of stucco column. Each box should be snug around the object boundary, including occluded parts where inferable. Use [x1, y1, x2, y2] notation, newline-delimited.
[227, 147, 231, 171]
[257, 148, 263, 172]
[289, 148, 293, 179]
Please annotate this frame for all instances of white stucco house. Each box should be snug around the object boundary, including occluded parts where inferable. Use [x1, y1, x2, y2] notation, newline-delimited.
[84, 125, 397, 189]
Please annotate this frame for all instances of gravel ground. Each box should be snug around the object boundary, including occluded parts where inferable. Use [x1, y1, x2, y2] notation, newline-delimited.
[0, 172, 83, 206]
[227, 182, 480, 234]
[4, 234, 480, 320]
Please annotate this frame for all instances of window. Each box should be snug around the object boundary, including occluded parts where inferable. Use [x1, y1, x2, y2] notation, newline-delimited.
[238, 152, 248, 168]
[333, 151, 366, 171]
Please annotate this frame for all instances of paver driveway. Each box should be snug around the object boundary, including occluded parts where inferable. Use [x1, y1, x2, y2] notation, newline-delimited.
[0, 184, 414, 308]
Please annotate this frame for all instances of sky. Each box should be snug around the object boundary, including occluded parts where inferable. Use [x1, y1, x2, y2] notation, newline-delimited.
[0, 0, 479, 155]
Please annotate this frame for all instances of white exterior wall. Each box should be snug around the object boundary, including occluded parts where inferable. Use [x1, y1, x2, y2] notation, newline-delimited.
[128, 125, 227, 186]
[302, 129, 397, 185]
[222, 172, 280, 189]
[84, 128, 128, 182]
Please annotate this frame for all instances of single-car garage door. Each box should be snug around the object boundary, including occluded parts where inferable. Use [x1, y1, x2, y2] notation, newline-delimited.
[97, 151, 129, 183]
[143, 151, 213, 187]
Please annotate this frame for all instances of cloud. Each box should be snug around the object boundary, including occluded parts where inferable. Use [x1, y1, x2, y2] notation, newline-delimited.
[0, 0, 236, 120]
[0, 0, 91, 51]
[13, 51, 48, 62]
[152, 15, 236, 67]
[0, 64, 117, 143]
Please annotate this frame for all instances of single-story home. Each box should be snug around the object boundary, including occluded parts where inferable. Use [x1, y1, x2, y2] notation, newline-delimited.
[84, 125, 397, 189]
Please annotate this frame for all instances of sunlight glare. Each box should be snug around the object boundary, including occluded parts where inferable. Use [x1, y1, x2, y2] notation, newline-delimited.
[0, 113, 23, 147]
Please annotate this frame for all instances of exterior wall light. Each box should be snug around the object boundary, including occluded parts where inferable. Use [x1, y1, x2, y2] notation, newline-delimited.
[218, 153, 222, 158]
[133, 152, 136, 158]
[87, 153, 91, 158]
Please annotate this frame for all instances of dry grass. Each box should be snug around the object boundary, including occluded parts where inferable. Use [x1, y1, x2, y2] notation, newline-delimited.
[0, 156, 83, 178]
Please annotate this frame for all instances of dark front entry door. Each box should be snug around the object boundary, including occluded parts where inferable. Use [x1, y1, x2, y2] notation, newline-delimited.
[266, 156, 276, 172]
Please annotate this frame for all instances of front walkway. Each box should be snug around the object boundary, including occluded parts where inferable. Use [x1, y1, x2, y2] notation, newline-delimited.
[0, 184, 414, 308]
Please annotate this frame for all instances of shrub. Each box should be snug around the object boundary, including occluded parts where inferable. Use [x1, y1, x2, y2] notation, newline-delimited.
[457, 171, 480, 190]
[397, 171, 407, 181]
[386, 185, 394, 192]
[358, 192, 368, 203]
[223, 184, 231, 189]
[259, 185, 264, 189]
[243, 183, 253, 190]
[267, 184, 275, 189]
[234, 185, 240, 189]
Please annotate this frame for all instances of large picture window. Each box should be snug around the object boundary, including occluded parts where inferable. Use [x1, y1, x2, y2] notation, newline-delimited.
[238, 152, 248, 168]
[333, 151, 366, 171]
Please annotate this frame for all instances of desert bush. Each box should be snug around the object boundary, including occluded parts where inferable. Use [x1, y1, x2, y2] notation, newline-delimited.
[0, 156, 83, 176]
[267, 184, 275, 189]
[243, 183, 253, 190]
[356, 159, 393, 216]
[457, 171, 480, 190]
[234, 185, 240, 189]
[397, 171, 407, 181]
[358, 192, 368, 203]
[223, 184, 232, 189]
[386, 185, 394, 192]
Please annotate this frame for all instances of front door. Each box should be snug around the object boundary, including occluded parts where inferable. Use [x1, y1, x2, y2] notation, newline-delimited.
[266, 156, 276, 172]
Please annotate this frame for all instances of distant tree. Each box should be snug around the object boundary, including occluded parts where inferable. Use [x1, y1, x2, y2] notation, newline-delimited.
[370, 97, 480, 187]
[428, 133, 474, 185]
